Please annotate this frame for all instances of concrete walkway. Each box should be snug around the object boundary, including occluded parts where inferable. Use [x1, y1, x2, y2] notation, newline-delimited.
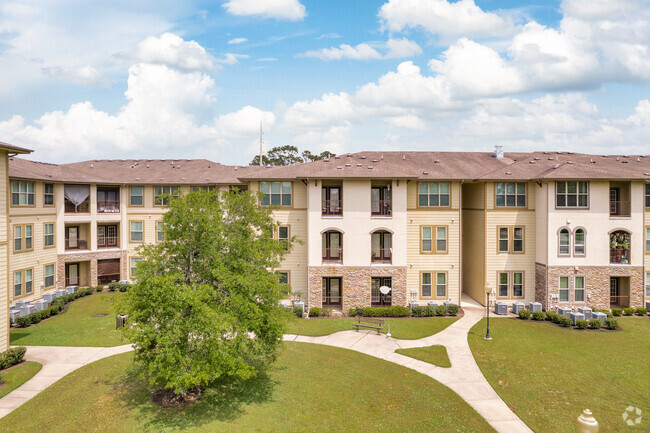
[283, 296, 533, 433]
[0, 298, 532, 432]
[0, 344, 133, 418]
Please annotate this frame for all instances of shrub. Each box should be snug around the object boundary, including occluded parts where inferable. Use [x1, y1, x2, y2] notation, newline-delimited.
[545, 311, 556, 321]
[84, 287, 94, 296]
[588, 318, 602, 329]
[518, 309, 532, 320]
[635, 308, 647, 316]
[48, 306, 58, 316]
[15, 316, 31, 328]
[623, 307, 634, 316]
[347, 308, 357, 317]
[532, 311, 546, 321]
[605, 318, 619, 330]
[575, 319, 589, 329]
[308, 307, 332, 317]
[292, 305, 303, 318]
[358, 306, 410, 317]
[411, 306, 436, 317]
[611, 308, 622, 316]
[435, 305, 448, 316]
[0, 347, 26, 370]
[446, 304, 459, 316]
[558, 316, 572, 327]
[551, 313, 564, 324]
[96, 285, 104, 292]
[109, 282, 131, 292]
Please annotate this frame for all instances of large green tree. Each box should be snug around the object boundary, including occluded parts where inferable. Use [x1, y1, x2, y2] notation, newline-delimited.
[250, 145, 335, 166]
[119, 189, 293, 398]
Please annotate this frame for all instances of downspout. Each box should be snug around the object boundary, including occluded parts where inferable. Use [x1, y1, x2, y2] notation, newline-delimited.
[459, 179, 464, 305]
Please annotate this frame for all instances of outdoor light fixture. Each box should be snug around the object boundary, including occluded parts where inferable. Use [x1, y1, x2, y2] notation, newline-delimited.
[485, 284, 493, 340]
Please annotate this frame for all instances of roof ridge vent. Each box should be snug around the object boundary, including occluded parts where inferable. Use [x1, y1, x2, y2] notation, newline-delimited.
[360, 156, 366, 159]
[505, 171, 512, 175]
[367, 166, 373, 169]
[567, 161, 573, 164]
[434, 158, 439, 163]
[529, 161, 536, 164]
[423, 171, 429, 175]
[345, 163, 351, 167]
[494, 145, 504, 159]
[337, 166, 343, 169]
[372, 159, 378, 163]
[552, 164, 559, 169]
[357, 163, 362, 167]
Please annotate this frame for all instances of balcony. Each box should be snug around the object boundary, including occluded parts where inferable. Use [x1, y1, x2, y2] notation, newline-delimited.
[609, 230, 631, 264]
[98, 224, 119, 249]
[610, 248, 630, 264]
[65, 223, 90, 251]
[371, 248, 392, 263]
[322, 247, 343, 262]
[65, 238, 89, 250]
[97, 187, 120, 213]
[371, 200, 392, 216]
[322, 199, 342, 216]
[609, 201, 631, 217]
[65, 197, 90, 213]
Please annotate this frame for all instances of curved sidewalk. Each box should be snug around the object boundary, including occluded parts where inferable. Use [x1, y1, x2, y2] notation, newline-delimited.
[0, 344, 133, 418]
[283, 297, 533, 433]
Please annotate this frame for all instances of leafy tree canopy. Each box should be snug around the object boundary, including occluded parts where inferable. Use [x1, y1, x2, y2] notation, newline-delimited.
[118, 189, 293, 397]
[250, 145, 336, 166]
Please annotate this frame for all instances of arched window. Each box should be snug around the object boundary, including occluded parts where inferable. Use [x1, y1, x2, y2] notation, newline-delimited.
[574, 229, 585, 256]
[609, 230, 630, 264]
[322, 231, 342, 262]
[371, 231, 392, 263]
[559, 229, 570, 255]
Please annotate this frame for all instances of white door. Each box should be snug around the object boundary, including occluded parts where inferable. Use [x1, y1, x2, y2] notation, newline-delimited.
[68, 264, 78, 285]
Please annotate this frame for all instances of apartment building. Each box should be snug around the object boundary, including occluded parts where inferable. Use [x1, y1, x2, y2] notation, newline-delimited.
[3, 147, 649, 327]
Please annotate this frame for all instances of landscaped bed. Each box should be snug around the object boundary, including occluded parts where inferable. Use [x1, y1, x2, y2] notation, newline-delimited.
[285, 316, 458, 339]
[0, 361, 42, 399]
[10, 292, 125, 347]
[0, 342, 494, 432]
[469, 317, 650, 433]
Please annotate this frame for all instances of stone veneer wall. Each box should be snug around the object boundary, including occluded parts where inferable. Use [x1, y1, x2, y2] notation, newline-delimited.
[56, 250, 128, 289]
[545, 265, 644, 311]
[308, 266, 407, 312]
[535, 262, 548, 310]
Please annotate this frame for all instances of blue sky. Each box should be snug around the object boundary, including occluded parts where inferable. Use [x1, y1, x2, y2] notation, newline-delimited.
[0, 0, 649, 165]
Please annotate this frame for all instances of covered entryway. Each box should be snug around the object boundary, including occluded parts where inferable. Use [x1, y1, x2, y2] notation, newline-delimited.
[322, 277, 342, 309]
[610, 276, 630, 308]
[97, 259, 121, 285]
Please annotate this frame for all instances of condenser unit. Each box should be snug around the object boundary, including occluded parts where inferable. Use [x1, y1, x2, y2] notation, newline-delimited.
[494, 302, 508, 315]
[577, 307, 592, 320]
[529, 302, 542, 312]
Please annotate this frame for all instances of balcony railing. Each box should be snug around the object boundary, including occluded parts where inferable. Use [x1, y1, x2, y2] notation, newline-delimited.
[65, 276, 90, 287]
[371, 200, 392, 216]
[371, 248, 392, 263]
[610, 248, 630, 264]
[610, 295, 630, 307]
[65, 238, 89, 250]
[97, 236, 119, 249]
[322, 248, 342, 262]
[97, 273, 120, 285]
[97, 199, 120, 213]
[64, 199, 90, 213]
[322, 200, 342, 216]
[321, 295, 342, 306]
[610, 200, 631, 217]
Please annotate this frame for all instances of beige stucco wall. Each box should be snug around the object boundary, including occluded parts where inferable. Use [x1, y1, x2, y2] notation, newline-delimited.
[1, 151, 8, 350]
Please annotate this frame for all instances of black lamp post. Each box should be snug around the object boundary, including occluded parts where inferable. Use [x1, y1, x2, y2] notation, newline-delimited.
[485, 284, 492, 340]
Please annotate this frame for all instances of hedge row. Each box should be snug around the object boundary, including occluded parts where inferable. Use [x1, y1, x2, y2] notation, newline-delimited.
[346, 304, 459, 318]
[14, 287, 94, 328]
[518, 310, 619, 330]
[0, 347, 26, 370]
[108, 282, 132, 292]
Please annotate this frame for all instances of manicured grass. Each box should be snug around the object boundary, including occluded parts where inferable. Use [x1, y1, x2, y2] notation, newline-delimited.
[469, 317, 650, 433]
[0, 342, 493, 433]
[286, 317, 458, 339]
[10, 293, 126, 347]
[396, 345, 451, 368]
[0, 362, 42, 398]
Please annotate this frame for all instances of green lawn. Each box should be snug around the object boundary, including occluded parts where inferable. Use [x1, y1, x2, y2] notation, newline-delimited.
[0, 342, 494, 433]
[0, 362, 42, 398]
[286, 317, 458, 339]
[396, 345, 451, 368]
[10, 293, 125, 347]
[469, 317, 650, 433]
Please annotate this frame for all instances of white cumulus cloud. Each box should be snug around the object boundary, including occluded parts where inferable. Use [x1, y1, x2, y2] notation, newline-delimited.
[136, 33, 217, 71]
[222, 0, 306, 21]
[301, 38, 421, 61]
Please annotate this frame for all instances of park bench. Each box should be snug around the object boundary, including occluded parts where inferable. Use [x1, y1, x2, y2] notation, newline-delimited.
[353, 316, 384, 334]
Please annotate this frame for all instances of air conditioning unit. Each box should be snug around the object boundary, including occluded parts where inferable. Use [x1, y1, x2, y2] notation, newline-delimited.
[511, 302, 525, 314]
[15, 300, 29, 308]
[529, 302, 542, 312]
[427, 301, 438, 307]
[591, 311, 607, 325]
[55, 289, 67, 297]
[494, 302, 508, 315]
[65, 285, 78, 295]
[578, 307, 592, 320]
[443, 300, 455, 307]
[10, 310, 20, 323]
[558, 307, 571, 318]
[33, 300, 49, 312]
[43, 292, 56, 303]
[409, 301, 420, 310]
[569, 312, 584, 325]
[19, 305, 35, 317]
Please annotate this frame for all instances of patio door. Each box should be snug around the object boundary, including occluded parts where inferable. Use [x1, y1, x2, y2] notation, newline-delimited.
[371, 277, 392, 306]
[322, 277, 342, 306]
[67, 226, 78, 248]
[66, 263, 79, 286]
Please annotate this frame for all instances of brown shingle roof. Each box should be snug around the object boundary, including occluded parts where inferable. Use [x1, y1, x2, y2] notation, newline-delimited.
[0, 140, 32, 155]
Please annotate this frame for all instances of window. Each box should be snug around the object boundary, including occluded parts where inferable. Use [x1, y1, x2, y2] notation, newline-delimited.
[130, 186, 143, 206]
[645, 184, 650, 208]
[371, 231, 392, 262]
[371, 186, 392, 216]
[44, 223, 55, 247]
[513, 272, 523, 297]
[130, 257, 142, 278]
[322, 231, 342, 261]
[646, 273, 650, 298]
[559, 276, 569, 302]
[418, 182, 450, 207]
[130, 221, 143, 242]
[498, 227, 524, 253]
[498, 227, 509, 252]
[421, 272, 432, 297]
[192, 185, 217, 192]
[556, 181, 588, 208]
[278, 225, 290, 250]
[322, 186, 342, 215]
[14, 269, 33, 298]
[498, 272, 509, 297]
[11, 181, 34, 206]
[13, 224, 33, 252]
[278, 272, 289, 285]
[98, 225, 118, 247]
[44, 264, 55, 288]
[44, 183, 54, 206]
[575, 276, 585, 302]
[421, 227, 432, 252]
[156, 221, 164, 243]
[574, 229, 585, 255]
[436, 272, 447, 298]
[495, 182, 526, 207]
[436, 227, 447, 252]
[260, 181, 291, 206]
[646, 227, 650, 253]
[559, 229, 570, 255]
[154, 186, 179, 206]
